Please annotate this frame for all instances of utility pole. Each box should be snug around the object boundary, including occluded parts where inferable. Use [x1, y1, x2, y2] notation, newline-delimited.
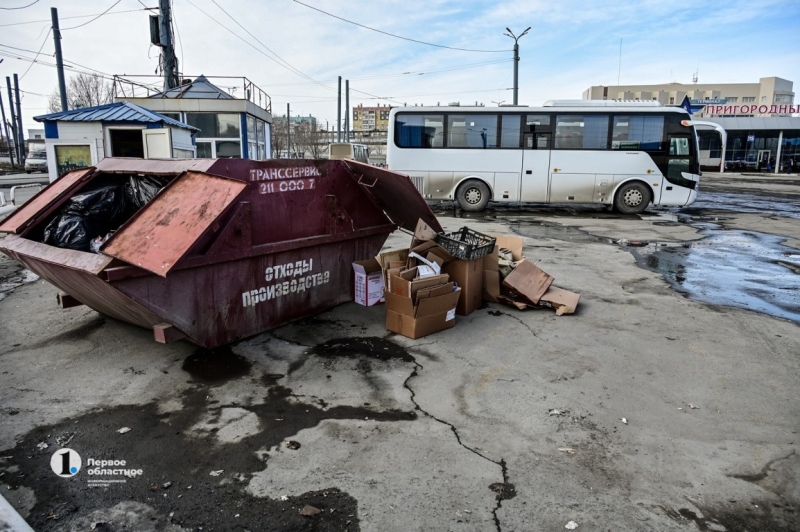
[286, 103, 291, 158]
[503, 27, 530, 106]
[13, 74, 25, 164]
[345, 79, 350, 143]
[337, 76, 342, 142]
[158, 0, 179, 91]
[0, 92, 15, 167]
[5, 78, 18, 166]
[51, 8, 68, 112]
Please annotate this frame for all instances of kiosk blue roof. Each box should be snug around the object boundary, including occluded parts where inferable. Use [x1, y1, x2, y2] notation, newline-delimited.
[34, 101, 199, 132]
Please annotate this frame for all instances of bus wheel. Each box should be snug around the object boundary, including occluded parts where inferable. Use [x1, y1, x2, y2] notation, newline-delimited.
[614, 182, 651, 215]
[456, 180, 490, 211]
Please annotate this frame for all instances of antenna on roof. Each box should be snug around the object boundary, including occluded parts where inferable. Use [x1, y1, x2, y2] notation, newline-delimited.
[693, 67, 699, 84]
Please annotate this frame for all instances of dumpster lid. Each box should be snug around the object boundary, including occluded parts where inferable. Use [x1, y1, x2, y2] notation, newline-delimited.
[0, 167, 95, 235]
[101, 171, 247, 277]
[343, 161, 443, 233]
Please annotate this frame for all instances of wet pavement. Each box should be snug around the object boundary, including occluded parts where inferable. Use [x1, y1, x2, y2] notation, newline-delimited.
[2, 173, 799, 532]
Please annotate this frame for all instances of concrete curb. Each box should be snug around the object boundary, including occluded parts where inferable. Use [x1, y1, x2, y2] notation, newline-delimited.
[0, 492, 34, 532]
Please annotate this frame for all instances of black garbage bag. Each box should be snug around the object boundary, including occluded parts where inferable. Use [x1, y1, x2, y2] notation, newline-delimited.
[43, 214, 108, 252]
[125, 175, 171, 210]
[61, 184, 129, 225]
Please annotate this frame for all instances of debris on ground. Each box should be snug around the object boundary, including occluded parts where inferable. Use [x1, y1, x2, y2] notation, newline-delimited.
[558, 448, 577, 455]
[209, 470, 224, 476]
[548, 408, 569, 417]
[117, 427, 131, 434]
[299, 504, 322, 516]
[565, 520, 579, 530]
[36, 442, 48, 450]
[620, 418, 628, 425]
[162, 481, 172, 489]
[280, 495, 289, 501]
[285, 440, 301, 450]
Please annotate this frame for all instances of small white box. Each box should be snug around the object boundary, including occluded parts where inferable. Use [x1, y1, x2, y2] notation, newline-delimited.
[352, 259, 385, 306]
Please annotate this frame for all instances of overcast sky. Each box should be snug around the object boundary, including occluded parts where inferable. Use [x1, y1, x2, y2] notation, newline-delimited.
[2, 0, 799, 132]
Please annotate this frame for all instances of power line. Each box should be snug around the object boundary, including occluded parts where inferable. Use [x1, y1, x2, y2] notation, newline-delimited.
[0, 0, 40, 10]
[0, 8, 145, 27]
[293, 0, 508, 53]
[62, 0, 122, 30]
[204, 0, 335, 93]
[19, 27, 50, 80]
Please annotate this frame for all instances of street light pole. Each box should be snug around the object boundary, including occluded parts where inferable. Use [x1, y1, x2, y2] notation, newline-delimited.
[503, 27, 530, 106]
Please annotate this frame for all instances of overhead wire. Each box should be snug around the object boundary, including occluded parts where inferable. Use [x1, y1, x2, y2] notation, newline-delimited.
[293, 0, 508, 53]
[61, 0, 122, 30]
[19, 27, 51, 80]
[0, 8, 145, 27]
[0, 0, 40, 10]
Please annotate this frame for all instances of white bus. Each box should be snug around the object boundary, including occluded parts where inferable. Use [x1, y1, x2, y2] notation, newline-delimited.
[329, 142, 370, 164]
[387, 101, 701, 214]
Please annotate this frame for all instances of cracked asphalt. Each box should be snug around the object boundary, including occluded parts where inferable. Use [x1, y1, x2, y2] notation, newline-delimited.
[1, 172, 799, 531]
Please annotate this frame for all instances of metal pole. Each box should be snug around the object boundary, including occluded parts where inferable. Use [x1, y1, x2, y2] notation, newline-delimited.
[345, 80, 350, 142]
[337, 76, 342, 142]
[51, 8, 68, 112]
[13, 74, 25, 165]
[0, 93, 15, 167]
[775, 130, 783, 174]
[158, 0, 179, 90]
[5, 78, 19, 166]
[286, 103, 291, 159]
[513, 42, 519, 106]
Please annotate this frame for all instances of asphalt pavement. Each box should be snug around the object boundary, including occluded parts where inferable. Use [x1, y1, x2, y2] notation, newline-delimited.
[0, 172, 798, 531]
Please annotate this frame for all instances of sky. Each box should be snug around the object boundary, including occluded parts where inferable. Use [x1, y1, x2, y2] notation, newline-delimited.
[1, 0, 799, 132]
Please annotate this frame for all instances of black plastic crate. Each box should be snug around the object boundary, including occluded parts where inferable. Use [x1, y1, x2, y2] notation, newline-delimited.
[435, 227, 496, 261]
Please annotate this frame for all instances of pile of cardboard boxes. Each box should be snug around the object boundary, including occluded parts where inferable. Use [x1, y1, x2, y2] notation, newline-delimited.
[353, 219, 581, 340]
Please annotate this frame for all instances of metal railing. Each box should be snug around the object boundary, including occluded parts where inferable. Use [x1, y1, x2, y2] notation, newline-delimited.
[112, 75, 272, 113]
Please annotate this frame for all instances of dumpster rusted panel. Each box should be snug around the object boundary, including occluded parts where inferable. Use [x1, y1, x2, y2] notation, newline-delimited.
[2, 235, 163, 329]
[342, 160, 443, 233]
[0, 168, 95, 235]
[102, 171, 247, 277]
[94, 157, 215, 175]
[111, 233, 388, 347]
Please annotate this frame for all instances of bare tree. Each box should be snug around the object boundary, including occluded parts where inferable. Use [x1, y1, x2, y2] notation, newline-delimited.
[47, 73, 113, 113]
[271, 116, 288, 158]
[293, 121, 326, 159]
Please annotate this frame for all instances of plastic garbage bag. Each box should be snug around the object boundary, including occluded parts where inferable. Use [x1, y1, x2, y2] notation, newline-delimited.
[125, 175, 171, 210]
[89, 233, 112, 254]
[43, 214, 107, 252]
[62, 185, 129, 225]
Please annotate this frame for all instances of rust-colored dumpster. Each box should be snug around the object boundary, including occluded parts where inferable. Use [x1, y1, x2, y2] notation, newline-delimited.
[0, 158, 441, 348]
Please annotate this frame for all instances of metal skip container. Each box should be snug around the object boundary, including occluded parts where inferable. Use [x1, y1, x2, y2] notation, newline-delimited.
[0, 158, 442, 348]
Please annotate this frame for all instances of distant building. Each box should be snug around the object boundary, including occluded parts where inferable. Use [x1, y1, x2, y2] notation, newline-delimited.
[583, 77, 795, 118]
[120, 75, 273, 160]
[352, 104, 393, 132]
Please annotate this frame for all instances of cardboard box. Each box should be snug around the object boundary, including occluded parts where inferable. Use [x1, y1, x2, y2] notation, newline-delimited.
[385, 287, 461, 339]
[482, 234, 525, 302]
[390, 268, 450, 299]
[352, 259, 384, 306]
[376, 248, 410, 287]
[442, 257, 484, 316]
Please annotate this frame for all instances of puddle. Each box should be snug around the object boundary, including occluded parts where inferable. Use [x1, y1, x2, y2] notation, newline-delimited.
[510, 221, 615, 244]
[631, 230, 800, 323]
[182, 347, 252, 384]
[689, 191, 800, 220]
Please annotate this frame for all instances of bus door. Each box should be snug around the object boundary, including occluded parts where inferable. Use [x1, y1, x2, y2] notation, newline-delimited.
[520, 115, 552, 202]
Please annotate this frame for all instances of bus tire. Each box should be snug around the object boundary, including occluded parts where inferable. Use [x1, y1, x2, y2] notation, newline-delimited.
[614, 182, 651, 215]
[456, 180, 490, 211]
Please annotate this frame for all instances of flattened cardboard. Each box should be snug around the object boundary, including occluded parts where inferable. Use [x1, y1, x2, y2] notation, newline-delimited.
[410, 240, 454, 263]
[502, 259, 554, 305]
[442, 257, 484, 316]
[540, 286, 581, 315]
[416, 282, 454, 301]
[376, 248, 410, 287]
[413, 218, 438, 243]
[352, 258, 384, 306]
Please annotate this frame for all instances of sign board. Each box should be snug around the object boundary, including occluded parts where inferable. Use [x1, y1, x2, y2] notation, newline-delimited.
[691, 98, 727, 105]
[747, 135, 755, 142]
